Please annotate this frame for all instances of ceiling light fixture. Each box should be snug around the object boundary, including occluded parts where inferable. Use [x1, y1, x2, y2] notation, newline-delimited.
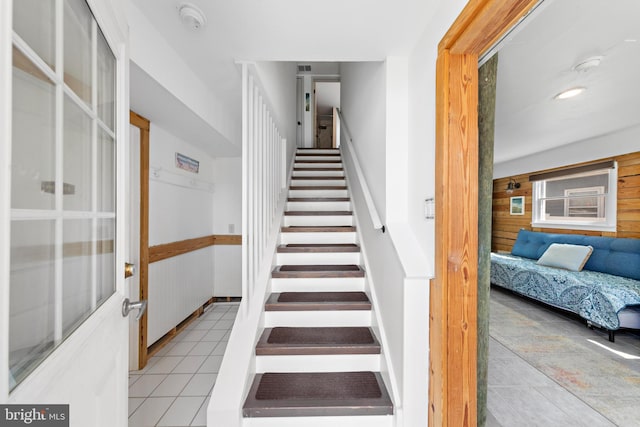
[554, 86, 586, 100]
[178, 3, 207, 31]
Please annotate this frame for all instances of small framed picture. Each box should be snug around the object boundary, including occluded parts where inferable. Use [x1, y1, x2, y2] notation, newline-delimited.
[510, 196, 525, 215]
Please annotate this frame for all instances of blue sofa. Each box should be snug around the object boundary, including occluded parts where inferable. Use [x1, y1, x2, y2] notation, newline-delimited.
[490, 229, 640, 341]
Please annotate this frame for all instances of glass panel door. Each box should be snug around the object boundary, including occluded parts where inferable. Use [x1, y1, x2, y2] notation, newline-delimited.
[10, 0, 117, 390]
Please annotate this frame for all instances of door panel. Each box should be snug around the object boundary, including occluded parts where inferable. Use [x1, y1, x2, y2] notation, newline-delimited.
[127, 124, 141, 370]
[4, 0, 129, 425]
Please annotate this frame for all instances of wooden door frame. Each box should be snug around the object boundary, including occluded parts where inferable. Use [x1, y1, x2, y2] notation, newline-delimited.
[129, 111, 150, 369]
[430, 1, 540, 426]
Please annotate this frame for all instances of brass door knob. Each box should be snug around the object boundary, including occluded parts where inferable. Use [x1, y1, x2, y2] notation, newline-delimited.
[124, 262, 136, 278]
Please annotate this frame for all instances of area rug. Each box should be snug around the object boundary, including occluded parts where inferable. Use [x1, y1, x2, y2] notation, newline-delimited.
[490, 288, 640, 426]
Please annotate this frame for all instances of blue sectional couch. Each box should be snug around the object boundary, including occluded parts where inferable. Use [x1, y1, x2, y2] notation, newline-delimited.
[490, 229, 640, 341]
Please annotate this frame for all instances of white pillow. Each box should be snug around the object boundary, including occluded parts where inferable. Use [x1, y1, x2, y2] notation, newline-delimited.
[536, 243, 593, 272]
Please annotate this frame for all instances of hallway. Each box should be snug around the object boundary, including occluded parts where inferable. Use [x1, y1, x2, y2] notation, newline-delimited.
[128, 302, 238, 427]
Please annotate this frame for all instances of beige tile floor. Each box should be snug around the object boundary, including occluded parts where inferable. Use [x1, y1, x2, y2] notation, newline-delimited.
[128, 302, 239, 427]
[487, 289, 640, 426]
[128, 292, 636, 426]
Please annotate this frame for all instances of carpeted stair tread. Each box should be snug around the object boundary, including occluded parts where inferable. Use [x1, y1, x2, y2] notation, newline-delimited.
[265, 292, 372, 311]
[284, 210, 352, 216]
[272, 264, 365, 278]
[294, 159, 342, 163]
[292, 176, 345, 180]
[277, 244, 360, 253]
[296, 152, 341, 156]
[281, 225, 356, 232]
[293, 168, 344, 172]
[255, 327, 380, 355]
[287, 197, 350, 202]
[242, 372, 393, 417]
[289, 185, 347, 190]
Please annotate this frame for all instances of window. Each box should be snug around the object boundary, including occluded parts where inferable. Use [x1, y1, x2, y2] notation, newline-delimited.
[531, 162, 617, 231]
[10, 0, 117, 390]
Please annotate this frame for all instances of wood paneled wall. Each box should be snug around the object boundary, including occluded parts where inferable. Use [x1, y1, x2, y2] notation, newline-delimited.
[492, 151, 640, 253]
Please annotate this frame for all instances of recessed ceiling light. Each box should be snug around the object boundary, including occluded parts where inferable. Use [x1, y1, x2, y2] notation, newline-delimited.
[554, 87, 586, 100]
[178, 3, 207, 31]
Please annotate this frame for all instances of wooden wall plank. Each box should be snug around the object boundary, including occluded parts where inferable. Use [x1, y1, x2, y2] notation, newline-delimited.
[149, 235, 242, 264]
[491, 152, 640, 252]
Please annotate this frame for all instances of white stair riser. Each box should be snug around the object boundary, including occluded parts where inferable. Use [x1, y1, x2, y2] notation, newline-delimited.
[270, 277, 365, 292]
[290, 179, 346, 186]
[293, 170, 344, 177]
[295, 156, 341, 161]
[280, 232, 357, 245]
[296, 149, 339, 155]
[289, 189, 348, 198]
[245, 415, 393, 427]
[264, 310, 371, 327]
[255, 354, 380, 373]
[276, 252, 360, 265]
[294, 163, 343, 169]
[284, 216, 353, 227]
[286, 201, 351, 211]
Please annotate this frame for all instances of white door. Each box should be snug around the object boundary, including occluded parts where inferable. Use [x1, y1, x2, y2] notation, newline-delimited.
[1, 1, 131, 426]
[127, 125, 142, 371]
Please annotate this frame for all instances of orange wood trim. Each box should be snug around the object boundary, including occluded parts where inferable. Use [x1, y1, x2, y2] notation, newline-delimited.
[130, 110, 150, 131]
[432, 1, 539, 426]
[439, 0, 539, 54]
[149, 234, 242, 264]
[213, 234, 243, 245]
[130, 110, 151, 369]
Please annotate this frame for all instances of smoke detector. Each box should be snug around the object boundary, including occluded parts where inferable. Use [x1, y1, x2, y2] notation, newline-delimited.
[178, 3, 207, 31]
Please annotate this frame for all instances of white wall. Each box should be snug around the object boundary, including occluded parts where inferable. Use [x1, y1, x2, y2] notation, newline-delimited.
[253, 61, 298, 168]
[148, 124, 215, 245]
[339, 61, 387, 220]
[213, 157, 242, 297]
[127, 2, 240, 146]
[494, 124, 640, 178]
[406, 0, 469, 270]
[147, 123, 216, 343]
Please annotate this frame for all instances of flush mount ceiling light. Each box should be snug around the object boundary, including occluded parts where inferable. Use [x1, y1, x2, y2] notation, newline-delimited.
[178, 3, 207, 31]
[554, 86, 586, 100]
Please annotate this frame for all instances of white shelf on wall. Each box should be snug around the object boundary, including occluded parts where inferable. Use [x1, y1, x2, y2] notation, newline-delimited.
[149, 165, 215, 193]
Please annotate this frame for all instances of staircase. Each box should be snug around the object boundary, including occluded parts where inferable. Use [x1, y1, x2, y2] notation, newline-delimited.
[242, 148, 394, 426]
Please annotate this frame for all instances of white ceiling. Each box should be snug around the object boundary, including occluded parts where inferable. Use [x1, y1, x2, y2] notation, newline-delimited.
[492, 0, 640, 164]
[129, 0, 640, 163]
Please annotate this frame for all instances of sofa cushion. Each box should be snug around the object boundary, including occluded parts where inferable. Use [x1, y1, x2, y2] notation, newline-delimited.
[511, 230, 640, 280]
[536, 243, 593, 271]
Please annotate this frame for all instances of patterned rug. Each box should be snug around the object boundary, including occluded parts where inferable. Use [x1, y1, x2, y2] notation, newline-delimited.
[490, 288, 640, 426]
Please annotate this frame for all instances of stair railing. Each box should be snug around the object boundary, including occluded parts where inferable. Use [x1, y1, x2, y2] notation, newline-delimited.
[241, 62, 288, 314]
[209, 63, 291, 426]
[336, 108, 385, 233]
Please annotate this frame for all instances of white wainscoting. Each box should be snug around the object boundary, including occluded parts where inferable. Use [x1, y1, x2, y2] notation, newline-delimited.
[147, 246, 214, 345]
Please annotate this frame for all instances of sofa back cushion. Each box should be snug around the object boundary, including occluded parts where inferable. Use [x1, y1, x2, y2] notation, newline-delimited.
[511, 229, 640, 280]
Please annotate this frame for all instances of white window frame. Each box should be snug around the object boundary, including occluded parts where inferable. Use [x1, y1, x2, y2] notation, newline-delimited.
[531, 165, 617, 232]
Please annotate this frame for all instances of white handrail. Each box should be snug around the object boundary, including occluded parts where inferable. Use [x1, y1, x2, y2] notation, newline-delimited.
[336, 108, 385, 233]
